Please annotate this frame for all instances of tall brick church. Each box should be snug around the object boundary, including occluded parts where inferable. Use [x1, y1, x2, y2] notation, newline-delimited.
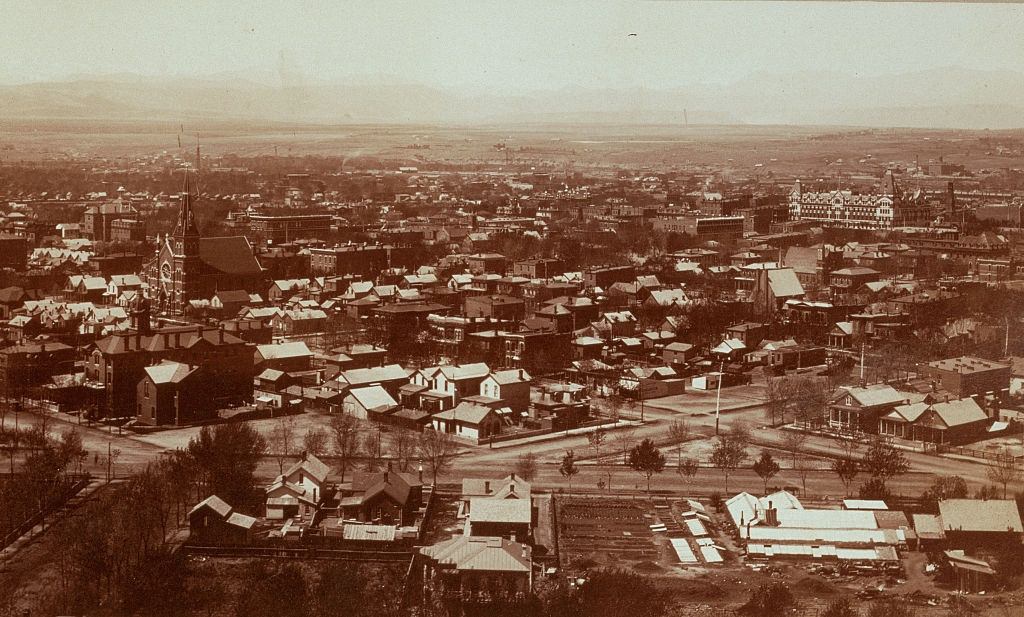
[145, 171, 266, 314]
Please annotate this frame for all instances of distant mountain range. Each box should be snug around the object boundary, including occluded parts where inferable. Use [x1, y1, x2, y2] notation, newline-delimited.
[1, 67, 1022, 129]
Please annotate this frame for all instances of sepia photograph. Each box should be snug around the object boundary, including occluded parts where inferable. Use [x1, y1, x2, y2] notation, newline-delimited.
[1, 1, 1024, 615]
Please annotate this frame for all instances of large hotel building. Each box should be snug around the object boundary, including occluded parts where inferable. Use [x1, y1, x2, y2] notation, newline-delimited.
[789, 171, 932, 230]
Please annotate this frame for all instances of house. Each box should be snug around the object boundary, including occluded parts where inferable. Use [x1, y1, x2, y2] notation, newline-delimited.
[938, 499, 1024, 549]
[828, 384, 911, 434]
[188, 495, 256, 544]
[343, 385, 400, 420]
[467, 499, 532, 541]
[335, 364, 410, 399]
[461, 474, 532, 518]
[265, 453, 330, 519]
[432, 401, 506, 441]
[599, 310, 638, 339]
[479, 369, 531, 416]
[211, 289, 253, 315]
[879, 397, 990, 444]
[272, 308, 328, 335]
[465, 294, 525, 322]
[136, 360, 212, 426]
[338, 469, 423, 525]
[419, 536, 533, 597]
[254, 341, 313, 372]
[829, 321, 854, 348]
[466, 253, 507, 275]
[663, 341, 697, 365]
[710, 338, 747, 361]
[725, 322, 768, 348]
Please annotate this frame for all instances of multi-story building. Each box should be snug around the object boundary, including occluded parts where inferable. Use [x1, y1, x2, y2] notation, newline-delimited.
[920, 356, 1011, 400]
[652, 214, 746, 240]
[789, 171, 932, 230]
[248, 212, 333, 243]
[109, 219, 146, 244]
[0, 234, 28, 270]
[309, 244, 395, 277]
[82, 200, 137, 242]
[86, 305, 255, 419]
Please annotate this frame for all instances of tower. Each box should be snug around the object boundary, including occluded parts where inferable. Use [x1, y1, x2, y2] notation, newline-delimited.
[158, 169, 203, 313]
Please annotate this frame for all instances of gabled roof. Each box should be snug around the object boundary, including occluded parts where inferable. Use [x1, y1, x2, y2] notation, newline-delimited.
[939, 499, 1023, 533]
[199, 236, 262, 275]
[284, 453, 331, 484]
[434, 401, 501, 425]
[766, 268, 804, 298]
[420, 535, 532, 573]
[144, 361, 198, 385]
[468, 498, 532, 524]
[256, 341, 312, 360]
[438, 363, 490, 382]
[340, 364, 409, 385]
[346, 385, 399, 411]
[189, 494, 232, 519]
[839, 384, 906, 408]
[487, 369, 531, 385]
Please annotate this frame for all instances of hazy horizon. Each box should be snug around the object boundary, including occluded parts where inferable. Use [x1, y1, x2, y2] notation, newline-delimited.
[3, 1, 1023, 92]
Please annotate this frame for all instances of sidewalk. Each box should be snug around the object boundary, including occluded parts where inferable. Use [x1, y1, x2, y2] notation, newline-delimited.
[484, 419, 643, 450]
[0, 477, 115, 563]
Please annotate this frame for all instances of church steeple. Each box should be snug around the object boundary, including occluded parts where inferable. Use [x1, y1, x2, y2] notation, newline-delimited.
[174, 169, 200, 240]
[172, 169, 200, 258]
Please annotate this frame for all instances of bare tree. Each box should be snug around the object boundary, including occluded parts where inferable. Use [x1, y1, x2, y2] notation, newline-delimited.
[987, 448, 1022, 499]
[610, 427, 637, 465]
[677, 457, 699, 481]
[831, 457, 859, 497]
[515, 452, 538, 481]
[330, 414, 361, 482]
[389, 428, 417, 472]
[794, 377, 829, 428]
[270, 416, 296, 474]
[302, 427, 329, 457]
[765, 377, 795, 426]
[362, 432, 382, 471]
[667, 419, 691, 468]
[418, 429, 458, 485]
[779, 430, 808, 468]
[710, 430, 747, 493]
[587, 427, 607, 460]
[559, 450, 580, 495]
[793, 456, 813, 497]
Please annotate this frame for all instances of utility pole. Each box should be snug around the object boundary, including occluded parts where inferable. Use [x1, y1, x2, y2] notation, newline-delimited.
[715, 360, 724, 436]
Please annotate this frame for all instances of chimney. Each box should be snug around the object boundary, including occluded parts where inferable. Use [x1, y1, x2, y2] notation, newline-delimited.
[484, 480, 491, 494]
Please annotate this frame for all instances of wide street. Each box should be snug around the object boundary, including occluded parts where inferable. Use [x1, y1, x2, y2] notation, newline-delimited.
[4, 382, 1013, 501]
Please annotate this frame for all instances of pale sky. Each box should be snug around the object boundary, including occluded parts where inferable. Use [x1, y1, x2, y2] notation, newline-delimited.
[3, 1, 1023, 91]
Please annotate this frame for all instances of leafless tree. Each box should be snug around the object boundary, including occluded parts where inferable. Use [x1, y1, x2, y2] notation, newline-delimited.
[302, 427, 330, 457]
[610, 427, 637, 465]
[418, 428, 458, 485]
[780, 429, 808, 468]
[987, 448, 1022, 499]
[667, 419, 691, 468]
[330, 414, 361, 482]
[389, 428, 417, 472]
[765, 377, 796, 426]
[515, 452, 538, 481]
[587, 427, 607, 460]
[270, 416, 296, 474]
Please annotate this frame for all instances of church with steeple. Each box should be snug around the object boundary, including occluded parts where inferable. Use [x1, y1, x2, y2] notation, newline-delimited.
[144, 170, 266, 314]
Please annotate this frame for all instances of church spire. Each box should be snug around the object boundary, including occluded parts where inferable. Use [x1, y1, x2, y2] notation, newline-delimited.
[174, 168, 200, 239]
